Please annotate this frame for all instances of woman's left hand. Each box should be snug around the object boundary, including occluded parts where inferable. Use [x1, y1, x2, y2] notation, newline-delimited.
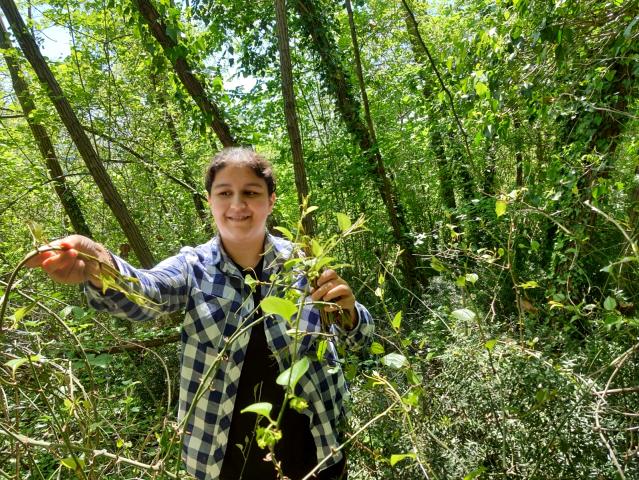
[311, 269, 357, 330]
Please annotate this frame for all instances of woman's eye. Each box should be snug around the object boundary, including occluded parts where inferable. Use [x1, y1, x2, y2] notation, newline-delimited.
[218, 191, 231, 197]
[245, 191, 258, 197]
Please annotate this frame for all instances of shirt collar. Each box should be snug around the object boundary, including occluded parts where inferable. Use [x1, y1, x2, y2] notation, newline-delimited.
[209, 232, 293, 279]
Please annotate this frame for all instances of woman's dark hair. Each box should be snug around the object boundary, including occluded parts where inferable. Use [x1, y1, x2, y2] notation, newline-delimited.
[204, 147, 276, 195]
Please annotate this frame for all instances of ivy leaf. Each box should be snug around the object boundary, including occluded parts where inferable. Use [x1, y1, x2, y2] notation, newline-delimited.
[485, 339, 497, 351]
[276, 357, 309, 391]
[261, 296, 297, 322]
[381, 353, 407, 369]
[390, 453, 416, 466]
[495, 199, 508, 217]
[336, 212, 352, 232]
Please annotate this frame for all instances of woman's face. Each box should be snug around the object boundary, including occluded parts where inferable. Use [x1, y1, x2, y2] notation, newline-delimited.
[207, 165, 275, 249]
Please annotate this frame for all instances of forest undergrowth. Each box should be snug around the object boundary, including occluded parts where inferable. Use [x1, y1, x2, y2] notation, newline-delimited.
[1, 0, 639, 477]
[2, 200, 639, 480]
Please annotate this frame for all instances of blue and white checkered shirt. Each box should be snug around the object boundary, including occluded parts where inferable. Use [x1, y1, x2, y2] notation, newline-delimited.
[85, 233, 374, 479]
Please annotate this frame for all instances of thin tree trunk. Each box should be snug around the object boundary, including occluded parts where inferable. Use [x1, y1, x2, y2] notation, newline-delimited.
[0, 16, 92, 238]
[1, 0, 155, 267]
[150, 74, 213, 236]
[132, 0, 236, 148]
[431, 130, 456, 209]
[401, 4, 476, 204]
[294, 0, 421, 285]
[629, 164, 639, 237]
[274, 0, 314, 236]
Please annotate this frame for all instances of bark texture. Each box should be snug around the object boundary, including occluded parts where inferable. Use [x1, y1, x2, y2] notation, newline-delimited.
[294, 0, 421, 285]
[274, 0, 314, 236]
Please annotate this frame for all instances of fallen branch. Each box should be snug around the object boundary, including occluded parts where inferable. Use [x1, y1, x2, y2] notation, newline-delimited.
[594, 386, 639, 396]
[83, 332, 181, 355]
[0, 427, 177, 478]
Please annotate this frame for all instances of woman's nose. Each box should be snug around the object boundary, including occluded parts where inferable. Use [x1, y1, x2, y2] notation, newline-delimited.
[231, 194, 246, 207]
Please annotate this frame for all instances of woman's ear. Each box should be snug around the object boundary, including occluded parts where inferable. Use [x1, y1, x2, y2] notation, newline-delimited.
[269, 192, 276, 211]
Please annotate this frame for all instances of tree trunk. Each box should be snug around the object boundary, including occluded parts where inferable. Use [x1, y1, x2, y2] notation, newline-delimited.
[1, 1, 155, 267]
[294, 0, 421, 285]
[0, 16, 92, 238]
[151, 74, 213, 236]
[132, 0, 237, 148]
[274, 0, 314, 236]
[431, 130, 456, 210]
[401, 4, 476, 204]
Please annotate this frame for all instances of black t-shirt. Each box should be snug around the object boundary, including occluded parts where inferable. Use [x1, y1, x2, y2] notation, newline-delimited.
[220, 259, 323, 479]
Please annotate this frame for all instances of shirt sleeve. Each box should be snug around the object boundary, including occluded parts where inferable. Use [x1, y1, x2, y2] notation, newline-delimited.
[84, 249, 193, 322]
[330, 301, 374, 351]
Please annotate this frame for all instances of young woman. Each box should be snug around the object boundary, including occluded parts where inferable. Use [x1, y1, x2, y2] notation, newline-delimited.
[28, 147, 374, 480]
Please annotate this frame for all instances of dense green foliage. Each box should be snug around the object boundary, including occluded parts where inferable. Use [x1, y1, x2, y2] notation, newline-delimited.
[1, 0, 638, 478]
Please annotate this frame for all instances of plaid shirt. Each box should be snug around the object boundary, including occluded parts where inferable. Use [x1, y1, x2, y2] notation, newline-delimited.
[85, 233, 374, 479]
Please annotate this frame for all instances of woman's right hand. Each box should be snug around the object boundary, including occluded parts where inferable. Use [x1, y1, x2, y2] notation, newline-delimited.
[25, 235, 112, 288]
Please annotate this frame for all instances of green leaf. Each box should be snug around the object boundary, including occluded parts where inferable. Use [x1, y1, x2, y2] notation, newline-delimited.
[430, 257, 447, 272]
[475, 81, 489, 97]
[406, 368, 421, 386]
[241, 402, 273, 418]
[464, 466, 487, 480]
[261, 296, 297, 322]
[381, 353, 407, 369]
[518, 280, 539, 289]
[316, 339, 328, 361]
[60, 456, 85, 470]
[390, 453, 416, 466]
[451, 308, 476, 322]
[288, 396, 308, 413]
[276, 357, 310, 390]
[336, 212, 352, 232]
[465, 273, 479, 284]
[5, 354, 41, 375]
[311, 239, 323, 256]
[456, 276, 466, 287]
[624, 15, 639, 39]
[305, 205, 319, 215]
[273, 226, 293, 240]
[14, 304, 34, 323]
[87, 354, 112, 368]
[495, 199, 507, 217]
[391, 311, 402, 332]
[370, 342, 385, 355]
[603, 296, 617, 311]
[402, 389, 420, 406]
[212, 76, 224, 91]
[485, 339, 497, 351]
